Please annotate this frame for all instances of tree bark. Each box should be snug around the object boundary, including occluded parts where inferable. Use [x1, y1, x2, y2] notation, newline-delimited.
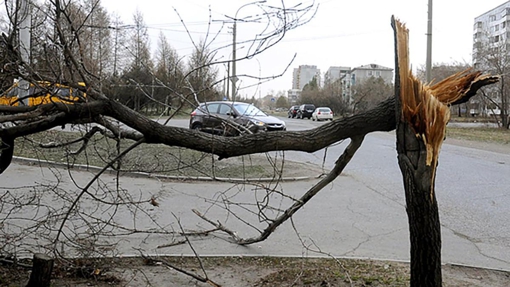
[397, 125, 442, 286]
[26, 253, 54, 287]
[392, 17, 446, 286]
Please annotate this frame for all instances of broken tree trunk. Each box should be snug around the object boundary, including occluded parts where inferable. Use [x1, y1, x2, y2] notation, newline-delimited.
[391, 16, 498, 286]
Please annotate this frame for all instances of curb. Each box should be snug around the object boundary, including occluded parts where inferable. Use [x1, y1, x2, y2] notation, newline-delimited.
[12, 156, 322, 183]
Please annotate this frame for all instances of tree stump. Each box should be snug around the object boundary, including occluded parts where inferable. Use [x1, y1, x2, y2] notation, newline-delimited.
[26, 253, 54, 287]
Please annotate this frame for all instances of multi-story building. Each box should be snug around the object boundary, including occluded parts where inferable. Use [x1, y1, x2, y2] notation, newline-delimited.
[289, 63, 393, 106]
[350, 63, 394, 86]
[472, 1, 510, 116]
[292, 65, 321, 90]
[324, 66, 351, 86]
[340, 64, 393, 105]
[287, 89, 301, 105]
[473, 1, 510, 69]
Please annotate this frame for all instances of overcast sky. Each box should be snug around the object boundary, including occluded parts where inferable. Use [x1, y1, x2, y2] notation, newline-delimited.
[101, 0, 508, 98]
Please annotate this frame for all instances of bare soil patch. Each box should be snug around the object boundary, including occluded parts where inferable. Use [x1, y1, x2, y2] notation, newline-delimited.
[2, 256, 509, 286]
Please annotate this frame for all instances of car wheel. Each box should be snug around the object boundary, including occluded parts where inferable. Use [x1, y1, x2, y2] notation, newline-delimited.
[312, 117, 315, 121]
[192, 123, 203, 131]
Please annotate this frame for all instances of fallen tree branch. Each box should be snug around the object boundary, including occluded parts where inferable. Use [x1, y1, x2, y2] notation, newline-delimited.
[193, 136, 364, 245]
[0, 70, 498, 175]
[37, 126, 105, 155]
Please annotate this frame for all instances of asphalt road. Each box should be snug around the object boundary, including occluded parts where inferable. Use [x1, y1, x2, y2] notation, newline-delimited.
[5, 116, 510, 271]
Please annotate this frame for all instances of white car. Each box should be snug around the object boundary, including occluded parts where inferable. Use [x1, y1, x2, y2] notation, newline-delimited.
[312, 107, 334, 121]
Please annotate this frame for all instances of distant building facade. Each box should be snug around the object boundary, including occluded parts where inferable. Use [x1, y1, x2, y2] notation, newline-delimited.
[287, 89, 301, 105]
[324, 66, 351, 86]
[292, 65, 321, 90]
[472, 1, 510, 69]
[350, 63, 393, 85]
[472, 1, 510, 116]
[289, 63, 393, 108]
[333, 64, 393, 105]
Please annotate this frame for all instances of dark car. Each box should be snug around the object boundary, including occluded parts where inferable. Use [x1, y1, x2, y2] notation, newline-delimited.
[287, 105, 299, 118]
[297, 104, 316, 119]
[190, 101, 286, 136]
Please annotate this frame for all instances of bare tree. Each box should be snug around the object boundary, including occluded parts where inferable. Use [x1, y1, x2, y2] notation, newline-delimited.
[351, 76, 394, 114]
[473, 30, 510, 128]
[81, 0, 112, 78]
[153, 32, 185, 114]
[321, 79, 350, 116]
[186, 38, 220, 103]
[118, 9, 154, 111]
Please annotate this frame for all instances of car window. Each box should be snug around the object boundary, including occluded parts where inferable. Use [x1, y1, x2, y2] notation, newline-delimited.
[319, 108, 330, 112]
[54, 88, 71, 97]
[203, 103, 220, 114]
[234, 103, 266, 116]
[218, 103, 233, 115]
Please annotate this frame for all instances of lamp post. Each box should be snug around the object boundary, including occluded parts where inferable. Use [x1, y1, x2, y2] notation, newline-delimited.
[231, 1, 266, 102]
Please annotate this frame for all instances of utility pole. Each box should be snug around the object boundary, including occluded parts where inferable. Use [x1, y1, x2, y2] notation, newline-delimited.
[18, 0, 32, 105]
[231, 22, 237, 102]
[230, 1, 266, 102]
[426, 0, 433, 83]
[226, 55, 230, 100]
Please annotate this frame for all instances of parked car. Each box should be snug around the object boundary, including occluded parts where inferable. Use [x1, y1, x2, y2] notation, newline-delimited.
[312, 107, 334, 121]
[190, 101, 286, 136]
[287, 105, 299, 118]
[297, 104, 316, 119]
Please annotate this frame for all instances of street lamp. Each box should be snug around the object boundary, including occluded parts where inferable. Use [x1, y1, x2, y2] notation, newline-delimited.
[231, 0, 266, 102]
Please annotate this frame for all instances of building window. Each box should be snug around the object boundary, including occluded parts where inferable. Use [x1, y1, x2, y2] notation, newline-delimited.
[495, 24, 500, 31]
[490, 15, 497, 22]
[367, 71, 373, 76]
[376, 71, 381, 77]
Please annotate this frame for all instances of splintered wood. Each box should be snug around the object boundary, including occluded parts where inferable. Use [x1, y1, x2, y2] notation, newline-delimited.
[394, 19, 449, 175]
[393, 19, 499, 175]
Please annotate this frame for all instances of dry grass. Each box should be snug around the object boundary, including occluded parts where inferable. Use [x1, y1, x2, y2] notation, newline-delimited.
[13, 130, 323, 179]
[446, 127, 510, 144]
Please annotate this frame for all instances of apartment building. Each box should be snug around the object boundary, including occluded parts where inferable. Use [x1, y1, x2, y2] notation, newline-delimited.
[289, 63, 393, 106]
[350, 63, 394, 85]
[473, 1, 510, 68]
[472, 1, 510, 116]
[292, 65, 321, 90]
[324, 66, 351, 86]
